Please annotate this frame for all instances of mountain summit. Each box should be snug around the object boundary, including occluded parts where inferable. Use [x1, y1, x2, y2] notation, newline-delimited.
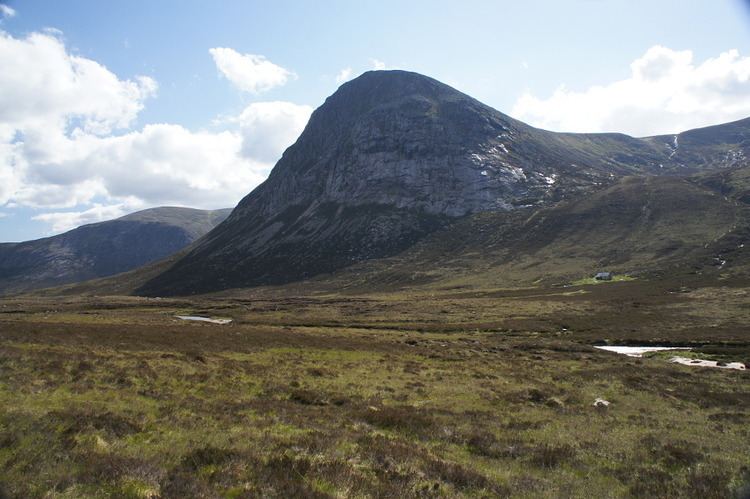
[137, 70, 750, 296]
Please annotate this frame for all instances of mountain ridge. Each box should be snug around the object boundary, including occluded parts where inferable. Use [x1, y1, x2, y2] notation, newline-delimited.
[0, 206, 231, 295]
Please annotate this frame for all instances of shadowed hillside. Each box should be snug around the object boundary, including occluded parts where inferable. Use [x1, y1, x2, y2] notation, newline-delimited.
[0, 207, 231, 295]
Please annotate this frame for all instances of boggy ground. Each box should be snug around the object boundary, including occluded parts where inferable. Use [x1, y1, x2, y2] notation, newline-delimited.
[0, 276, 749, 498]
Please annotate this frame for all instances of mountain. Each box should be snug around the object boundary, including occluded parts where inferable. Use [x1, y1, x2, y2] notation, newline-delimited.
[132, 70, 749, 296]
[0, 207, 231, 295]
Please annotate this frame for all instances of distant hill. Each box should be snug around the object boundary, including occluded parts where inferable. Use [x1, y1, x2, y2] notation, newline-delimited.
[130, 70, 749, 296]
[0, 207, 231, 295]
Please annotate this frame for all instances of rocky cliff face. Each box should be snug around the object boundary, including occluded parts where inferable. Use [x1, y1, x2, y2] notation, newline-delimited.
[226, 71, 679, 221]
[136, 70, 750, 296]
[0, 207, 231, 295]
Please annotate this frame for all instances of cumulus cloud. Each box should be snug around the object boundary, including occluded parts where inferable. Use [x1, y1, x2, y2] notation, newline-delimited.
[0, 30, 312, 235]
[209, 47, 294, 93]
[512, 45, 750, 137]
[332, 60, 395, 86]
[17, 124, 266, 208]
[0, 140, 21, 205]
[0, 5, 15, 18]
[6, 116, 298, 217]
[32, 203, 133, 233]
[370, 59, 387, 70]
[232, 101, 312, 163]
[0, 31, 157, 135]
[335, 67, 353, 84]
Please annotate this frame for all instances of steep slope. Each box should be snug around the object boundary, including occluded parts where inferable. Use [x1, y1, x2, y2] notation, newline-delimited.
[0, 207, 231, 295]
[693, 163, 750, 204]
[689, 164, 750, 273]
[645, 117, 750, 171]
[136, 70, 750, 296]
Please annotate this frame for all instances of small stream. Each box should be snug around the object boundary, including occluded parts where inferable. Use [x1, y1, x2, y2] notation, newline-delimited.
[175, 315, 232, 325]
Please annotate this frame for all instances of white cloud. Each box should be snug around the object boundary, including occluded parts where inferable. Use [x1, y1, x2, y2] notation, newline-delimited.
[0, 5, 15, 18]
[232, 101, 312, 163]
[0, 30, 312, 235]
[209, 47, 294, 93]
[11, 123, 278, 210]
[335, 67, 353, 84]
[0, 138, 22, 205]
[370, 59, 387, 70]
[0, 31, 156, 135]
[32, 203, 133, 233]
[13, 179, 106, 209]
[332, 60, 398, 86]
[512, 45, 750, 136]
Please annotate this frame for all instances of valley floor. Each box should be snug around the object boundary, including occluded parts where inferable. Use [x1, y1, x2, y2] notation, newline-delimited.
[0, 276, 749, 498]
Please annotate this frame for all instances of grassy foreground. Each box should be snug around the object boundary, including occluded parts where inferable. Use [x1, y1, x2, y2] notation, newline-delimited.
[0, 277, 749, 498]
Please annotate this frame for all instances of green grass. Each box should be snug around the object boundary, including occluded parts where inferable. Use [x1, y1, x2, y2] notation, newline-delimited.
[569, 274, 636, 286]
[1, 276, 749, 498]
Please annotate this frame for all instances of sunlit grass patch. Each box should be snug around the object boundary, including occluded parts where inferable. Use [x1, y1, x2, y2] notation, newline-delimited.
[569, 274, 637, 286]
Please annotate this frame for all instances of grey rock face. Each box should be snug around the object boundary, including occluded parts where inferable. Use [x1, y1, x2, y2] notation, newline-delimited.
[230, 72, 639, 222]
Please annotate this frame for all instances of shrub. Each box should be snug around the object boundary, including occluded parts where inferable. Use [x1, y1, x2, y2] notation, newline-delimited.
[289, 388, 328, 406]
[465, 431, 528, 459]
[531, 443, 576, 468]
[427, 458, 509, 496]
[361, 405, 434, 435]
[686, 464, 732, 499]
[180, 446, 236, 471]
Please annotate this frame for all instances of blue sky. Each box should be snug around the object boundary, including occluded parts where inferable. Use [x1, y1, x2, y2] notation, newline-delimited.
[1, 0, 750, 241]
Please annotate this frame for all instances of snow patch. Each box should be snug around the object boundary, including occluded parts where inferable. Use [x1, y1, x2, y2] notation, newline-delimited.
[502, 164, 526, 181]
[594, 345, 689, 357]
[595, 346, 746, 370]
[670, 356, 745, 370]
[542, 173, 557, 185]
[496, 130, 514, 140]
